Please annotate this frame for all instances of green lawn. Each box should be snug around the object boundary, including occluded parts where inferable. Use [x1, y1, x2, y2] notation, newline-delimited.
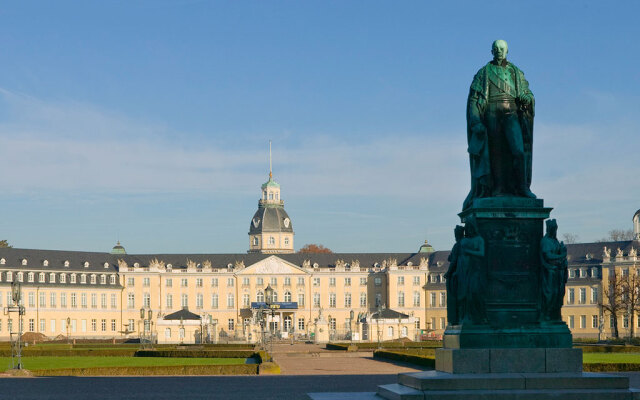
[583, 353, 640, 363]
[0, 356, 248, 370]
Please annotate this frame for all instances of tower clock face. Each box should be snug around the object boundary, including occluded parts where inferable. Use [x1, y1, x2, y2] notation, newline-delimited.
[252, 218, 260, 228]
[283, 218, 290, 228]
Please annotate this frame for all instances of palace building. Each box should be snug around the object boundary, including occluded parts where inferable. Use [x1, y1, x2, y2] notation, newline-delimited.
[0, 162, 638, 342]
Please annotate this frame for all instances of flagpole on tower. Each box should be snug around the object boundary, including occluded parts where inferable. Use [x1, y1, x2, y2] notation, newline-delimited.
[269, 140, 272, 179]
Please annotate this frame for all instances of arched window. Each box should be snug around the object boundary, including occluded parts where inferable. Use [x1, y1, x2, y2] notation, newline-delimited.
[284, 291, 292, 302]
[388, 326, 394, 338]
[257, 291, 264, 302]
[401, 326, 408, 337]
[38, 273, 45, 283]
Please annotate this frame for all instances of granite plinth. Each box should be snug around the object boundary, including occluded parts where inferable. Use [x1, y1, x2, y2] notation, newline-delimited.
[377, 371, 639, 400]
[443, 323, 572, 349]
[435, 347, 582, 374]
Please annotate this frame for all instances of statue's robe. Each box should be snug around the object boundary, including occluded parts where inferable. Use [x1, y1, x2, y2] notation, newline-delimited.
[540, 235, 568, 321]
[463, 61, 535, 210]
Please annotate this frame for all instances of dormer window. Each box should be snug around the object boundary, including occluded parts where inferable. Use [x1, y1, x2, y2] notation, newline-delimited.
[28, 272, 34, 282]
[70, 274, 76, 284]
[22, 259, 27, 266]
[167, 264, 172, 269]
[64, 260, 70, 267]
[84, 261, 89, 268]
[253, 237, 259, 246]
[49, 273, 56, 283]
[134, 263, 140, 268]
[90, 274, 96, 284]
[313, 263, 319, 268]
[43, 260, 49, 267]
[0, 258, 5, 265]
[103, 262, 109, 268]
[17, 272, 23, 282]
[38, 272, 45, 283]
[6, 271, 12, 282]
[100, 275, 106, 284]
[60, 274, 66, 283]
[80, 274, 87, 284]
[110, 275, 116, 284]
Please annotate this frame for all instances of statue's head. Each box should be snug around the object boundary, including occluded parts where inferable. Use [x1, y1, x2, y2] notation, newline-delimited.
[491, 40, 508, 63]
[454, 225, 465, 241]
[546, 219, 558, 237]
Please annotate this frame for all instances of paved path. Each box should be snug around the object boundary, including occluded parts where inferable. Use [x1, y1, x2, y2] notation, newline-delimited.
[270, 343, 426, 375]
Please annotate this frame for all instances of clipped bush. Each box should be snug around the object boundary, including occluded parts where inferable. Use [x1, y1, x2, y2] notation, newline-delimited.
[584, 363, 640, 372]
[373, 350, 435, 368]
[134, 350, 255, 358]
[259, 362, 281, 374]
[577, 346, 640, 353]
[32, 364, 258, 376]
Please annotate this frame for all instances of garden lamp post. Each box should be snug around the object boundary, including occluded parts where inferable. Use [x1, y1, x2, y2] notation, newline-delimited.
[264, 284, 275, 361]
[349, 309, 354, 343]
[66, 317, 71, 344]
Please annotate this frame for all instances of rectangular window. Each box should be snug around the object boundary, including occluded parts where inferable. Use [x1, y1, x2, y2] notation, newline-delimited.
[127, 293, 135, 309]
[360, 277, 367, 286]
[397, 276, 404, 285]
[243, 294, 250, 307]
[91, 293, 97, 308]
[128, 319, 135, 332]
[413, 276, 420, 286]
[430, 293, 436, 307]
[181, 294, 188, 308]
[329, 277, 336, 287]
[143, 293, 150, 308]
[101, 294, 107, 309]
[298, 318, 305, 331]
[196, 293, 203, 309]
[40, 319, 45, 332]
[111, 294, 117, 309]
[313, 293, 321, 307]
[413, 291, 421, 307]
[227, 278, 234, 287]
[81, 293, 87, 308]
[398, 292, 405, 307]
[256, 277, 263, 286]
[29, 319, 35, 332]
[211, 278, 218, 287]
[166, 294, 173, 309]
[344, 293, 352, 308]
[374, 277, 382, 286]
[298, 293, 305, 307]
[329, 293, 336, 308]
[242, 277, 250, 286]
[580, 315, 586, 329]
[579, 288, 586, 304]
[211, 294, 218, 309]
[440, 317, 446, 330]
[196, 278, 203, 287]
[228, 319, 235, 331]
[227, 294, 234, 308]
[270, 277, 277, 286]
[415, 318, 420, 330]
[297, 277, 304, 286]
[61, 293, 67, 308]
[329, 318, 336, 331]
[567, 288, 575, 304]
[624, 315, 630, 328]
[127, 277, 134, 286]
[165, 278, 172, 287]
[284, 277, 291, 286]
[71, 293, 77, 308]
[181, 278, 188, 287]
[50, 319, 55, 333]
[344, 277, 351, 286]
[313, 278, 320, 286]
[591, 288, 599, 304]
[360, 292, 366, 307]
[111, 319, 117, 332]
[50, 292, 56, 308]
[569, 315, 575, 329]
[143, 277, 150, 287]
[28, 292, 35, 307]
[101, 319, 107, 332]
[439, 292, 446, 307]
[39, 292, 46, 308]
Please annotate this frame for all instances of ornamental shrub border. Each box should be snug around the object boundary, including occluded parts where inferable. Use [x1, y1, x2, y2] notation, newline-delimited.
[134, 350, 256, 358]
[0, 349, 137, 357]
[578, 345, 640, 353]
[373, 350, 435, 368]
[584, 363, 640, 372]
[32, 364, 258, 376]
[328, 341, 442, 351]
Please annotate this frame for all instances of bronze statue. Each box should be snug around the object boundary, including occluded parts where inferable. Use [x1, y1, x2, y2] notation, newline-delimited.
[457, 216, 486, 325]
[540, 219, 568, 322]
[445, 225, 464, 325]
[463, 39, 536, 210]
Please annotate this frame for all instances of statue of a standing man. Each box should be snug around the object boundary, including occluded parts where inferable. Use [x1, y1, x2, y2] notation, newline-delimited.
[463, 40, 536, 210]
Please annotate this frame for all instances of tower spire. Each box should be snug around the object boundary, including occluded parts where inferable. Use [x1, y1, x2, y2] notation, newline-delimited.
[269, 140, 273, 179]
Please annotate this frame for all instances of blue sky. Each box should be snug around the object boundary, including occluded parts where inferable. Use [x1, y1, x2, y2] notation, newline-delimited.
[0, 1, 639, 253]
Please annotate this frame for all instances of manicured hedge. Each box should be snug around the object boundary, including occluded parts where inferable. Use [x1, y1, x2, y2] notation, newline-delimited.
[577, 345, 640, 353]
[32, 364, 258, 376]
[373, 350, 435, 368]
[584, 363, 640, 372]
[0, 349, 137, 357]
[134, 350, 256, 358]
[328, 341, 441, 351]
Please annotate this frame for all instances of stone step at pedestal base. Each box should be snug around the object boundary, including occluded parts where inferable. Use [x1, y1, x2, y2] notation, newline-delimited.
[377, 371, 640, 400]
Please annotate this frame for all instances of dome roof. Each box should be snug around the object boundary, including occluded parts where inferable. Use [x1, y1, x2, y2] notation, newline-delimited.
[419, 240, 434, 254]
[250, 206, 293, 234]
[111, 241, 126, 255]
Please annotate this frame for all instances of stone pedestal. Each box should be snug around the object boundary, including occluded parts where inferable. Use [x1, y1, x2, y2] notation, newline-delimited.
[314, 318, 329, 344]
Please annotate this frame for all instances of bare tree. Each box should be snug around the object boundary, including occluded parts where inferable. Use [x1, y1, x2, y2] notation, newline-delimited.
[561, 233, 579, 244]
[603, 270, 625, 338]
[0, 240, 11, 248]
[622, 269, 640, 340]
[597, 229, 635, 242]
